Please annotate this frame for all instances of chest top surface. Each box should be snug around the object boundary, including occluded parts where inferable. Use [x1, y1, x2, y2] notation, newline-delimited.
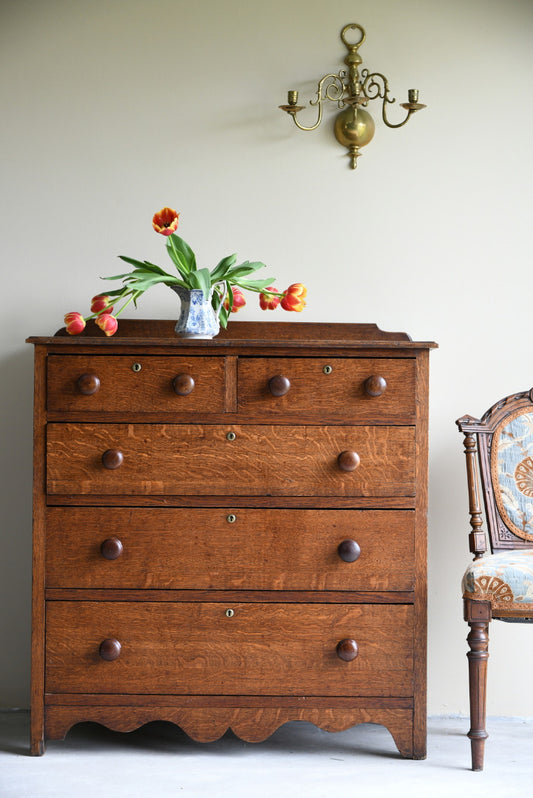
[27, 319, 436, 353]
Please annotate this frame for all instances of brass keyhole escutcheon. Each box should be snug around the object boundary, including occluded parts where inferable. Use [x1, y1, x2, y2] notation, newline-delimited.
[323, 365, 333, 375]
[132, 363, 142, 373]
[226, 431, 236, 442]
[227, 514, 237, 524]
[225, 608, 235, 618]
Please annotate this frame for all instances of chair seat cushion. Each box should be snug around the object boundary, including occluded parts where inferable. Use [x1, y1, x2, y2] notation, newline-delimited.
[462, 550, 533, 612]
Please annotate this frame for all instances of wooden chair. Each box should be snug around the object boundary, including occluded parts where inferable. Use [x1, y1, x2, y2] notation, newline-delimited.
[457, 390, 533, 771]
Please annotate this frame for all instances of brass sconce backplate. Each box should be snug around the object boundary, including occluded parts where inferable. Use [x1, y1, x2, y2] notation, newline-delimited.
[279, 23, 426, 170]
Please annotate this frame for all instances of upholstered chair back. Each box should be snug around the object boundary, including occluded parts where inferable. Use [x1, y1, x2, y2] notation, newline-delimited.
[458, 391, 533, 556]
[492, 409, 533, 546]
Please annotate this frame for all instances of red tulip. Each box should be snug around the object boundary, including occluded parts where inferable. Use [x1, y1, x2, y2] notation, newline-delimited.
[281, 283, 307, 312]
[152, 207, 179, 236]
[224, 286, 246, 313]
[64, 312, 86, 335]
[259, 287, 281, 310]
[90, 294, 114, 314]
[95, 313, 118, 336]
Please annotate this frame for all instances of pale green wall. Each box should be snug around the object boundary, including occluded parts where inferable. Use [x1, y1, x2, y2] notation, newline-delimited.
[2, 0, 533, 716]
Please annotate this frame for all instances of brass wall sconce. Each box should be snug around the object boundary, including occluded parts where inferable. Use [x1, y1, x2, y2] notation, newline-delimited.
[279, 23, 426, 170]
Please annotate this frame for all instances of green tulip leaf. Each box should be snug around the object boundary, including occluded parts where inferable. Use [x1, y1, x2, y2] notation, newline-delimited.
[166, 246, 191, 276]
[211, 284, 225, 313]
[100, 286, 130, 297]
[117, 256, 153, 271]
[126, 274, 183, 291]
[210, 253, 238, 282]
[226, 261, 266, 280]
[233, 277, 276, 292]
[188, 267, 211, 298]
[219, 303, 230, 329]
[141, 260, 168, 275]
[167, 234, 196, 273]
[102, 271, 139, 281]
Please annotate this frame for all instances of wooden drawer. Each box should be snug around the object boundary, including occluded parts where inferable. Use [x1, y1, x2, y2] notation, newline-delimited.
[237, 358, 416, 421]
[47, 355, 226, 414]
[45, 508, 415, 591]
[46, 423, 415, 497]
[45, 601, 414, 696]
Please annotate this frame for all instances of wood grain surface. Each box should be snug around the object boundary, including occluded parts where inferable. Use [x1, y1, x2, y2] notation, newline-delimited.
[46, 423, 415, 497]
[45, 507, 415, 591]
[237, 357, 416, 421]
[47, 355, 226, 413]
[45, 601, 414, 696]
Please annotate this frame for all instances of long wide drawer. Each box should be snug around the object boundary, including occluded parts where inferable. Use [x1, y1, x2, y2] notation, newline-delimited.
[45, 508, 415, 591]
[46, 424, 415, 497]
[45, 602, 414, 696]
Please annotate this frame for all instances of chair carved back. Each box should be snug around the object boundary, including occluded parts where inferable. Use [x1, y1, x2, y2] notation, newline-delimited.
[457, 389, 533, 557]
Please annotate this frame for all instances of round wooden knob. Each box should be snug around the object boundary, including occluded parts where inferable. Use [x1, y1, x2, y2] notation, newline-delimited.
[100, 537, 124, 560]
[268, 375, 291, 397]
[102, 449, 124, 470]
[337, 451, 360, 472]
[99, 638, 121, 661]
[336, 639, 358, 662]
[337, 539, 361, 563]
[173, 373, 195, 396]
[77, 373, 100, 395]
[364, 375, 387, 397]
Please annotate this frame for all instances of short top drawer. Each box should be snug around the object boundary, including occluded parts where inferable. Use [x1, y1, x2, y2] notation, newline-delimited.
[237, 358, 416, 421]
[46, 355, 226, 414]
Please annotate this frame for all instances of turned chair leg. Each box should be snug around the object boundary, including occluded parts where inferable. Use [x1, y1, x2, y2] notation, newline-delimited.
[466, 619, 489, 770]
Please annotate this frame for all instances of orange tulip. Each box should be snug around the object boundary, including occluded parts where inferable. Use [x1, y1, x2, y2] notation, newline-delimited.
[95, 313, 118, 336]
[64, 312, 86, 335]
[152, 207, 179, 236]
[90, 294, 114, 314]
[281, 283, 307, 312]
[259, 287, 281, 310]
[224, 286, 246, 313]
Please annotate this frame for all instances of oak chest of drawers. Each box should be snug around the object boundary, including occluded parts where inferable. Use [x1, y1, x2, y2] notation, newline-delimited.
[28, 320, 435, 756]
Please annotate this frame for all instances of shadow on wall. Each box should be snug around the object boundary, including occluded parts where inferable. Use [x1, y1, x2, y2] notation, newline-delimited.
[0, 346, 34, 707]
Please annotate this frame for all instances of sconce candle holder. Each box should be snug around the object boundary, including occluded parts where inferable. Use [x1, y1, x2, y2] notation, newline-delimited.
[279, 23, 426, 170]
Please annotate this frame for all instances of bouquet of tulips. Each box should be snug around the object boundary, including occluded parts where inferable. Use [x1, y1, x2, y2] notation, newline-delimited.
[64, 207, 307, 336]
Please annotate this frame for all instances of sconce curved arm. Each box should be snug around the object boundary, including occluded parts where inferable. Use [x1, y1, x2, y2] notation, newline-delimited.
[291, 97, 324, 132]
[361, 70, 422, 129]
[280, 72, 346, 132]
[382, 99, 415, 129]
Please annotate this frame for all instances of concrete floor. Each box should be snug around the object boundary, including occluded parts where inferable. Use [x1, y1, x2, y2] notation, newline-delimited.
[0, 711, 531, 798]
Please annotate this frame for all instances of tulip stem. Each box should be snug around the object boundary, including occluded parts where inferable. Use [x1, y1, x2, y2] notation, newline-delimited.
[113, 290, 138, 318]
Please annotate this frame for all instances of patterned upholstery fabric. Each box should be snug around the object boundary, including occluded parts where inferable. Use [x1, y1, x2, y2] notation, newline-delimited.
[493, 410, 533, 541]
[462, 550, 533, 612]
